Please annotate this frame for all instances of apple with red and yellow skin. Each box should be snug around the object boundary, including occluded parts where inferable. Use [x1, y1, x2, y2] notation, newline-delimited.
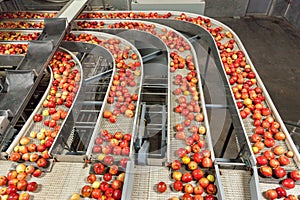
[10, 153, 21, 162]
[21, 153, 30, 161]
[202, 157, 213, 168]
[16, 164, 26, 173]
[199, 177, 210, 188]
[273, 145, 285, 155]
[7, 171, 17, 181]
[111, 179, 123, 190]
[285, 194, 298, 200]
[32, 169, 42, 177]
[19, 192, 30, 200]
[206, 183, 217, 195]
[260, 166, 272, 177]
[184, 183, 194, 194]
[27, 143, 37, 152]
[265, 189, 278, 200]
[81, 185, 92, 197]
[171, 160, 181, 170]
[286, 150, 294, 158]
[87, 174, 96, 184]
[278, 155, 290, 166]
[264, 150, 275, 160]
[0, 176, 8, 186]
[274, 132, 286, 140]
[36, 157, 47, 168]
[269, 159, 280, 168]
[19, 137, 30, 145]
[187, 161, 198, 171]
[172, 171, 182, 181]
[273, 167, 287, 178]
[289, 170, 300, 181]
[175, 131, 187, 140]
[264, 138, 275, 148]
[194, 185, 204, 195]
[8, 178, 18, 186]
[25, 165, 35, 175]
[91, 188, 102, 199]
[17, 180, 28, 191]
[17, 172, 27, 181]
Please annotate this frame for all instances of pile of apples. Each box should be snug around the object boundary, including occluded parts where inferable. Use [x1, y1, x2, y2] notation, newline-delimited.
[0, 31, 40, 41]
[77, 20, 191, 53]
[167, 161, 217, 200]
[0, 12, 56, 19]
[0, 163, 41, 200]
[92, 129, 132, 158]
[0, 43, 28, 55]
[0, 21, 44, 29]
[78, 11, 172, 19]
[77, 163, 126, 200]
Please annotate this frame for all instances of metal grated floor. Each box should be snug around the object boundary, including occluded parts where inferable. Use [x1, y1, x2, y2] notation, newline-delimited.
[219, 169, 252, 200]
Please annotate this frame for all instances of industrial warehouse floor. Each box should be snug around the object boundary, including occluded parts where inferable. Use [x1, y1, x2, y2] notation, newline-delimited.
[218, 16, 300, 130]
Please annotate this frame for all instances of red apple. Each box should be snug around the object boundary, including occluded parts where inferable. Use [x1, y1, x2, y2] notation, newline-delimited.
[36, 158, 47, 168]
[81, 185, 92, 197]
[278, 155, 290, 166]
[156, 182, 167, 193]
[256, 155, 268, 166]
[26, 182, 38, 192]
[273, 167, 287, 178]
[32, 169, 42, 178]
[289, 170, 300, 181]
[276, 187, 287, 198]
[192, 168, 204, 180]
[281, 178, 295, 189]
[172, 181, 183, 192]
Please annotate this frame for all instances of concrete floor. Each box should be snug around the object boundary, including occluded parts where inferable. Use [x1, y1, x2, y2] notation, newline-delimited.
[217, 16, 300, 128]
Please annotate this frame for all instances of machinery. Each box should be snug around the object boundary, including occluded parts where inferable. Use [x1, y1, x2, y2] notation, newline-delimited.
[0, 1, 299, 199]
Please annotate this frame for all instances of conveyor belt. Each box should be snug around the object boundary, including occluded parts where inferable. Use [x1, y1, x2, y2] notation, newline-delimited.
[0, 11, 57, 19]
[65, 31, 143, 160]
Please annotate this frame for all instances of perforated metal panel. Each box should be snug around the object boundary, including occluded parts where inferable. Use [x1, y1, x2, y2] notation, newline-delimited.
[219, 169, 252, 200]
